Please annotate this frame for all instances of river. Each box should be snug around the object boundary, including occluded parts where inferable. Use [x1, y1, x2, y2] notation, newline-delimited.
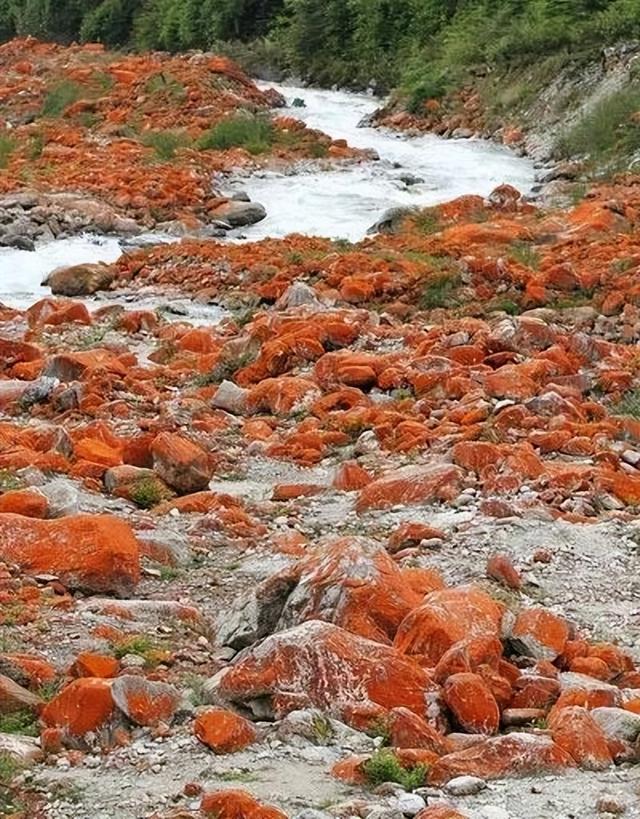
[0, 83, 534, 308]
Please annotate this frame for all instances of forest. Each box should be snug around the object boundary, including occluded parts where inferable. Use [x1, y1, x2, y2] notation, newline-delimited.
[1, 0, 640, 97]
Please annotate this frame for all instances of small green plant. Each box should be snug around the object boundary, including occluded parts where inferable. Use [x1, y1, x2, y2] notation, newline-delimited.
[0, 470, 22, 492]
[367, 716, 391, 745]
[363, 748, 427, 791]
[611, 388, 640, 419]
[144, 73, 186, 100]
[510, 241, 541, 270]
[38, 679, 63, 702]
[42, 81, 82, 117]
[0, 753, 22, 814]
[141, 130, 191, 161]
[420, 272, 461, 309]
[311, 713, 335, 744]
[130, 477, 164, 509]
[218, 770, 260, 783]
[27, 132, 45, 161]
[159, 565, 179, 581]
[0, 135, 16, 169]
[531, 717, 548, 730]
[197, 114, 275, 155]
[113, 635, 155, 660]
[0, 710, 38, 737]
[493, 298, 520, 315]
[413, 208, 441, 235]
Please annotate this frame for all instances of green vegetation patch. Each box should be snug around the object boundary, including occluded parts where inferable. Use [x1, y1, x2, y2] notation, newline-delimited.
[363, 748, 428, 791]
[141, 129, 191, 161]
[420, 272, 461, 310]
[0, 710, 38, 737]
[0, 134, 15, 169]
[197, 114, 275, 155]
[556, 86, 640, 168]
[42, 80, 82, 117]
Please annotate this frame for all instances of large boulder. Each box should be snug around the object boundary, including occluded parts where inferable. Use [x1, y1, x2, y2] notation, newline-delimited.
[210, 200, 267, 227]
[218, 537, 435, 649]
[44, 262, 116, 296]
[151, 432, 214, 494]
[205, 620, 441, 729]
[0, 513, 140, 594]
[356, 463, 463, 513]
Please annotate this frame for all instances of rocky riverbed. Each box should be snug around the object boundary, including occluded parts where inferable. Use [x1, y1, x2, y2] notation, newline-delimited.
[1, 36, 640, 819]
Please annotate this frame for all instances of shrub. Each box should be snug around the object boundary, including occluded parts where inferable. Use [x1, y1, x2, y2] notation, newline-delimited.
[130, 477, 164, 509]
[197, 114, 275, 155]
[0, 134, 15, 169]
[420, 272, 461, 309]
[0, 710, 38, 737]
[556, 86, 640, 166]
[363, 748, 427, 791]
[510, 241, 541, 270]
[611, 388, 640, 418]
[141, 129, 191, 161]
[42, 81, 81, 117]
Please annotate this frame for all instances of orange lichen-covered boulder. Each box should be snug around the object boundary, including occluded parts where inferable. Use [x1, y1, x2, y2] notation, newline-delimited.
[428, 733, 576, 785]
[356, 464, 463, 512]
[205, 621, 441, 727]
[200, 789, 286, 819]
[41, 678, 115, 737]
[332, 461, 372, 491]
[111, 675, 181, 727]
[548, 706, 613, 771]
[194, 707, 257, 754]
[151, 432, 213, 494]
[388, 707, 453, 755]
[444, 673, 500, 735]
[510, 608, 570, 661]
[0, 489, 49, 518]
[276, 537, 424, 644]
[394, 585, 504, 664]
[0, 514, 140, 594]
[69, 653, 120, 679]
[434, 636, 503, 684]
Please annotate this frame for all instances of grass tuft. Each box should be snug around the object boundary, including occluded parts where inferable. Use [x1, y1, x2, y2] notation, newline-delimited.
[141, 129, 191, 161]
[197, 114, 275, 155]
[363, 748, 427, 791]
[420, 272, 461, 309]
[42, 81, 82, 117]
[129, 477, 165, 509]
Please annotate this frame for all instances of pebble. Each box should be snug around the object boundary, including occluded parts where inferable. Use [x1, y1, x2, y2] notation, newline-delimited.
[445, 775, 488, 796]
[396, 793, 427, 815]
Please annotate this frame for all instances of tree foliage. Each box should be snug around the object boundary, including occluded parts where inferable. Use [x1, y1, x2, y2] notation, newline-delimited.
[1, 0, 639, 93]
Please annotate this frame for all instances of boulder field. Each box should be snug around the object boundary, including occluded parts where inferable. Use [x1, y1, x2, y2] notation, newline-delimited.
[1, 38, 640, 819]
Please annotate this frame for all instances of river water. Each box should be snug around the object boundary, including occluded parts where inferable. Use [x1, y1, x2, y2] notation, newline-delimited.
[0, 83, 534, 308]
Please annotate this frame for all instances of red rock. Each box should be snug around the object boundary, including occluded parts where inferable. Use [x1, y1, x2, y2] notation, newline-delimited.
[41, 678, 115, 736]
[548, 706, 613, 770]
[0, 489, 48, 518]
[569, 657, 611, 680]
[271, 483, 325, 501]
[415, 807, 468, 819]
[510, 608, 570, 661]
[0, 514, 140, 594]
[111, 675, 180, 727]
[428, 733, 576, 784]
[69, 653, 120, 679]
[388, 522, 446, 553]
[151, 432, 213, 494]
[274, 537, 424, 644]
[0, 673, 43, 713]
[484, 366, 537, 399]
[444, 673, 500, 735]
[395, 585, 504, 664]
[332, 461, 372, 491]
[194, 708, 257, 753]
[200, 789, 287, 819]
[510, 675, 561, 710]
[356, 464, 463, 512]
[388, 707, 454, 755]
[434, 636, 503, 685]
[486, 553, 522, 589]
[452, 441, 502, 472]
[207, 621, 441, 728]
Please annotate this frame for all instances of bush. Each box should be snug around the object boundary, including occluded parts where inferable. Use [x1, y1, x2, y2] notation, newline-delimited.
[141, 129, 191, 160]
[0, 134, 15, 169]
[197, 114, 275, 155]
[363, 749, 427, 791]
[130, 477, 164, 509]
[421, 272, 461, 310]
[0, 710, 38, 736]
[556, 86, 640, 166]
[42, 81, 81, 117]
